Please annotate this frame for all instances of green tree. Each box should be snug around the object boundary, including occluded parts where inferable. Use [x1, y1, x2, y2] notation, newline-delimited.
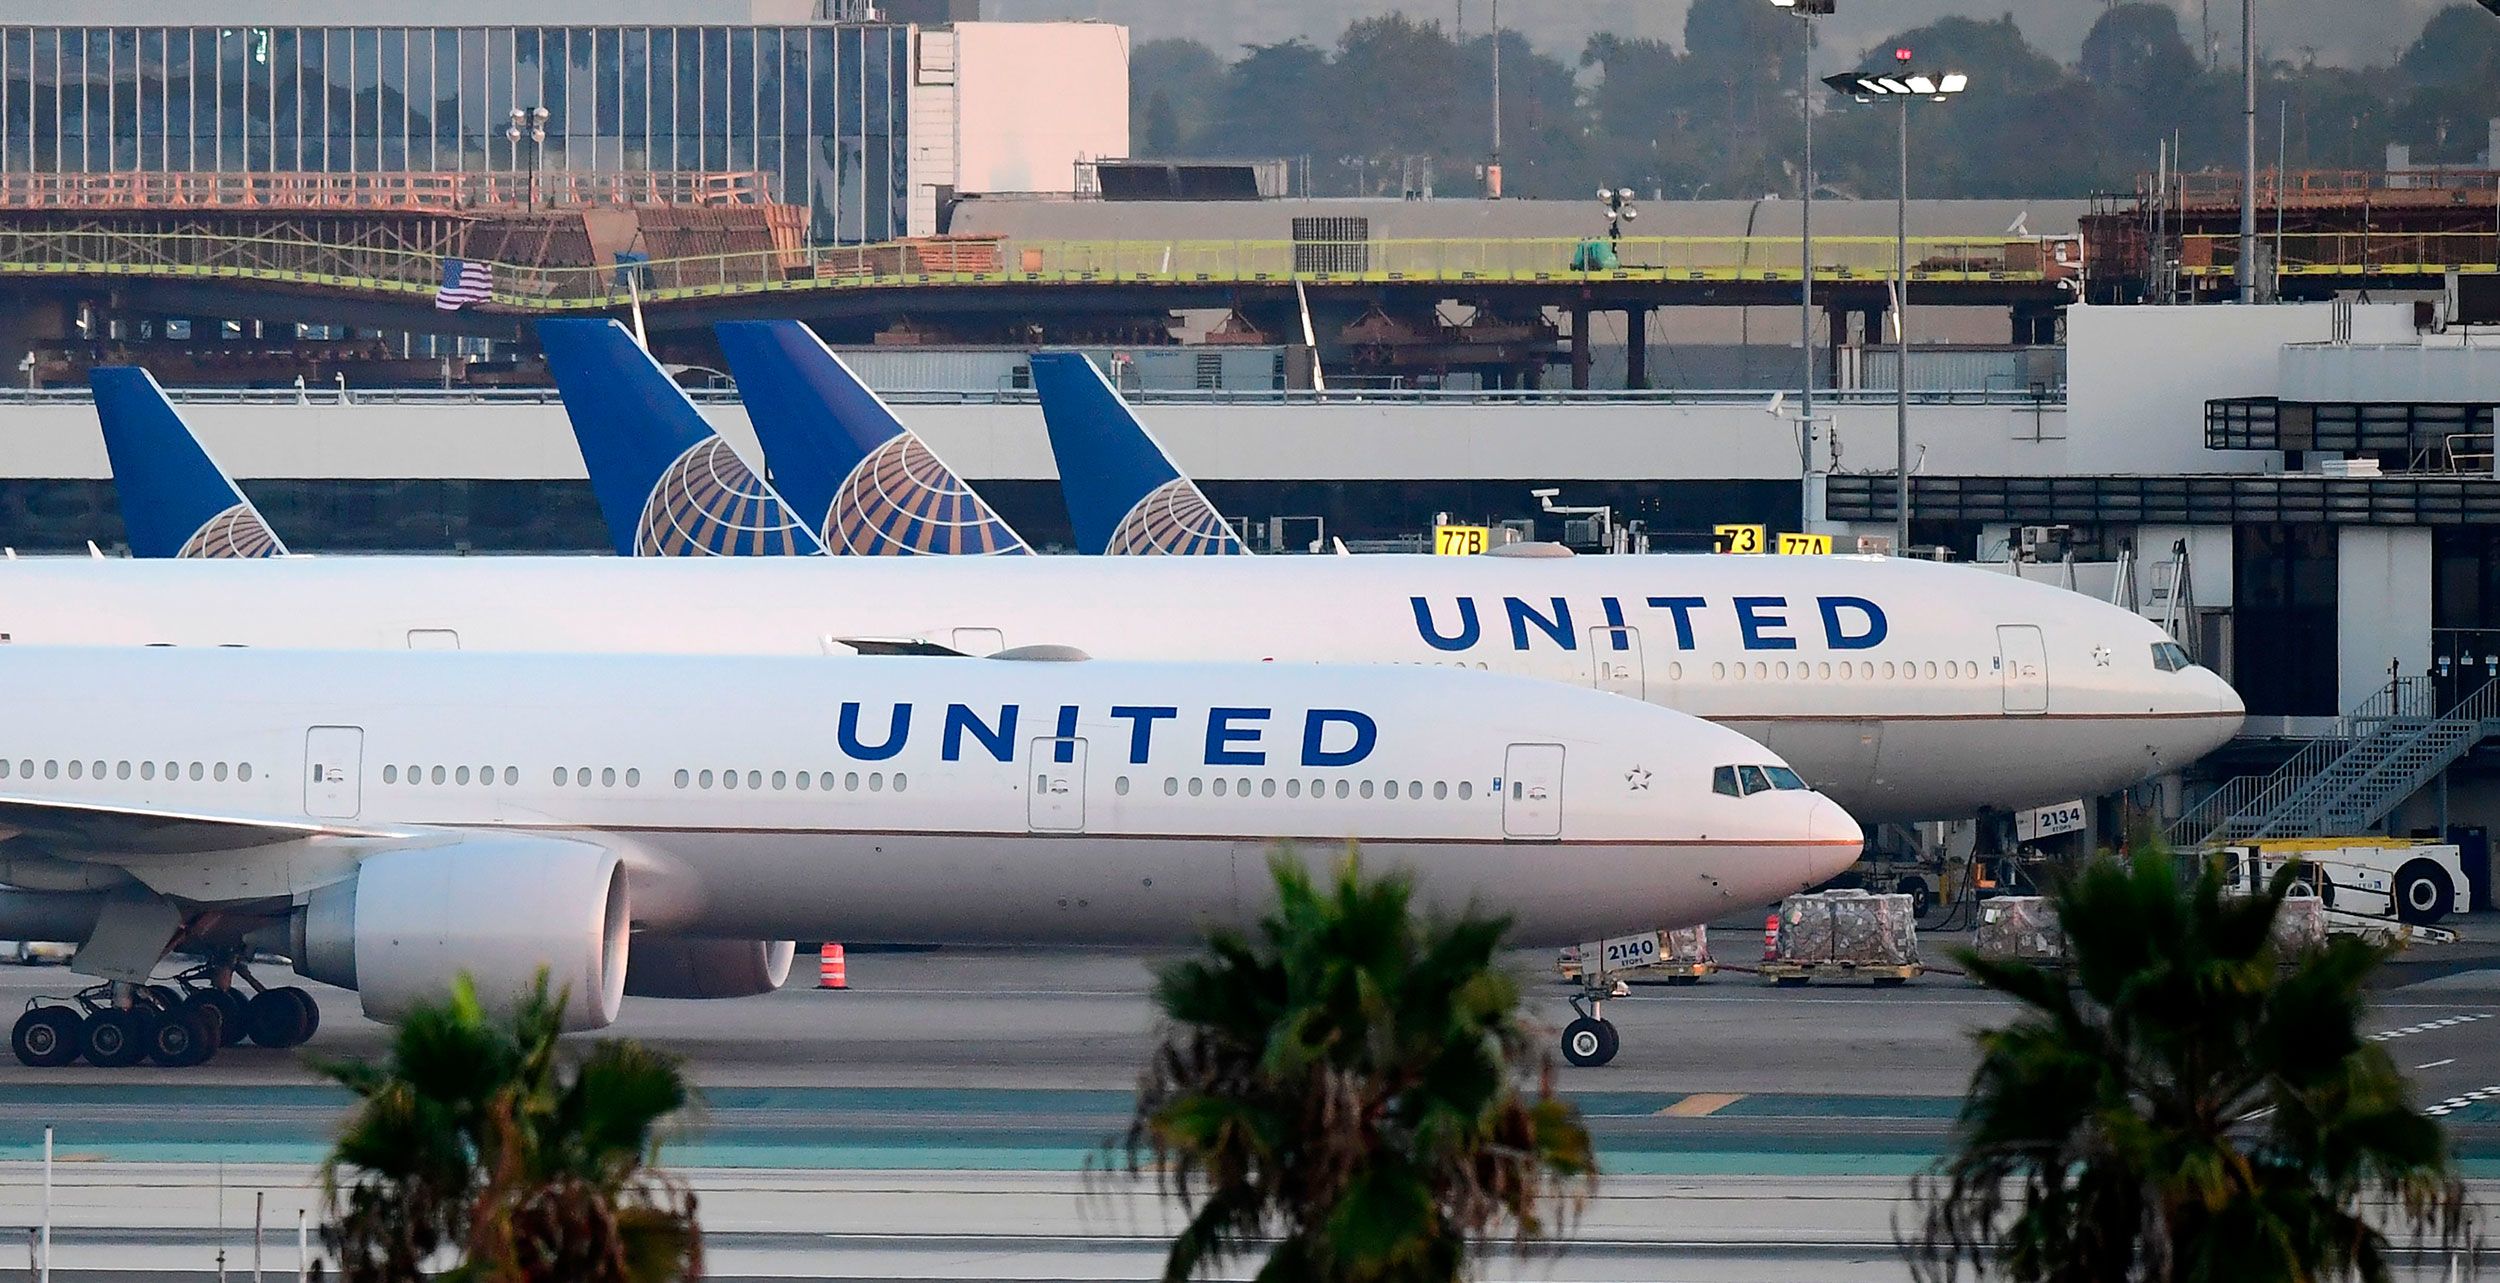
[1121, 852, 1593, 1282]
[321, 975, 701, 1283]
[1911, 851, 2474, 1283]
[1130, 38, 1224, 156]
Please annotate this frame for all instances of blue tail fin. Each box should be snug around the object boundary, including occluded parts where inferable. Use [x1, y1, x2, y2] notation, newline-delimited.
[537, 318, 823, 557]
[88, 367, 287, 558]
[715, 320, 1030, 556]
[1028, 352, 1245, 556]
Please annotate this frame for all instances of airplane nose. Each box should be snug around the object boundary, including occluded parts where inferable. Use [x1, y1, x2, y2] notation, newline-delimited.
[2212, 670, 2246, 719]
[1805, 795, 1865, 881]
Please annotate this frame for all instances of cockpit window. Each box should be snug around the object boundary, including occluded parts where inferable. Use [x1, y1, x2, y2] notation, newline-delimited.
[1718, 764, 1811, 796]
[2151, 641, 2192, 673]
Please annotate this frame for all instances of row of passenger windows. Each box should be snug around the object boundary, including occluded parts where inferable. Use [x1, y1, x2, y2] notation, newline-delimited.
[0, 758, 249, 783]
[675, 769, 906, 793]
[1123, 775, 1477, 802]
[1713, 764, 1810, 797]
[1714, 658, 1984, 684]
[384, 764, 525, 787]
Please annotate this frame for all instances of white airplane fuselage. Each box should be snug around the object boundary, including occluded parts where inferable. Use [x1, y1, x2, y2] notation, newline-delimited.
[0, 553, 2243, 822]
[0, 647, 1858, 956]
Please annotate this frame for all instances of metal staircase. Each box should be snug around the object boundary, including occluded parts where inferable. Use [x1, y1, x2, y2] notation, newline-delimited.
[2169, 676, 2500, 848]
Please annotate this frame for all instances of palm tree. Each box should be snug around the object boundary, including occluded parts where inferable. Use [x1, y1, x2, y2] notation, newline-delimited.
[320, 973, 701, 1283]
[1119, 850, 1594, 1282]
[1911, 848, 2475, 1282]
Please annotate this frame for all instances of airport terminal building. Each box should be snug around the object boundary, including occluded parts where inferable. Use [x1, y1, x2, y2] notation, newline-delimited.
[0, 1, 1128, 242]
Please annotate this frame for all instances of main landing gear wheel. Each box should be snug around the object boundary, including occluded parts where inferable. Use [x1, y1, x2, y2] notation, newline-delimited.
[81, 1010, 145, 1068]
[245, 987, 317, 1050]
[179, 992, 230, 1048]
[1561, 1017, 1621, 1068]
[146, 1010, 215, 1068]
[11, 1007, 82, 1068]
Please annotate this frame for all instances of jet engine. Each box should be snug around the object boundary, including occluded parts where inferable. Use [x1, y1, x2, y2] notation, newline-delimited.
[291, 835, 630, 1031]
[623, 938, 796, 999]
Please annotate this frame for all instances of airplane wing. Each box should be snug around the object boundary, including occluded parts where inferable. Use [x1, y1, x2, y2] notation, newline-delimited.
[0, 794, 420, 857]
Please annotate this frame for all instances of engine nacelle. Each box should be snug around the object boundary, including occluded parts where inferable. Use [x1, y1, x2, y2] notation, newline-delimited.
[292, 835, 630, 1031]
[623, 938, 795, 999]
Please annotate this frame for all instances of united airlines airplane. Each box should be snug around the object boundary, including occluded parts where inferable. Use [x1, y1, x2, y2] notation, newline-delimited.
[0, 646, 1854, 1070]
[0, 553, 2241, 822]
[713, 320, 1032, 556]
[1028, 350, 1246, 555]
[87, 368, 288, 559]
[537, 319, 824, 557]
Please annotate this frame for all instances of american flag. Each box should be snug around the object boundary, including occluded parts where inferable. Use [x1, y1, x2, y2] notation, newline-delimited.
[434, 258, 493, 310]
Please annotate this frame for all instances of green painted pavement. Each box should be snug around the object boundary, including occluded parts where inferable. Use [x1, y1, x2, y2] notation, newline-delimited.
[0, 1087, 2488, 1177]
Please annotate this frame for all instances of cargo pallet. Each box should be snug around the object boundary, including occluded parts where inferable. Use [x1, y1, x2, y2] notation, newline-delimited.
[1558, 956, 1715, 985]
[1760, 960, 1921, 987]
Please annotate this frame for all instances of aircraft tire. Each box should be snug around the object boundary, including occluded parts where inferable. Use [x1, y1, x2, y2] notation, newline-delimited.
[2394, 861, 2453, 927]
[82, 1010, 145, 1068]
[11, 1007, 82, 1068]
[1561, 1017, 1617, 1068]
[212, 990, 251, 1042]
[246, 989, 314, 1049]
[180, 993, 230, 1047]
[146, 1010, 216, 1067]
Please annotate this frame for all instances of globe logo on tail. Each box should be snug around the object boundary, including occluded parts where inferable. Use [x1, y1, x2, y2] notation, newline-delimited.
[824, 435, 1029, 556]
[635, 437, 816, 557]
[176, 504, 284, 559]
[1106, 478, 1243, 555]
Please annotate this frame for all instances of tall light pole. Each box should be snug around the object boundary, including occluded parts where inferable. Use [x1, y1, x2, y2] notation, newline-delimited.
[1487, 0, 1503, 198]
[1827, 58, 1967, 554]
[2239, 0, 2258, 302]
[1770, 0, 1833, 534]
[506, 105, 548, 208]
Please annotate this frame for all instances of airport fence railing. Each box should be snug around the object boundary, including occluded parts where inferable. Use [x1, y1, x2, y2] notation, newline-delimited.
[0, 227, 2071, 310]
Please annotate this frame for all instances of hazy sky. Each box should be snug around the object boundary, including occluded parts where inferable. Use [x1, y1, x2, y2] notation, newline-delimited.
[989, 0, 2450, 69]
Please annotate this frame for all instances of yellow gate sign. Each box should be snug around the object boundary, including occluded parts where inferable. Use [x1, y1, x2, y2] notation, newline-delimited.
[1434, 525, 1490, 556]
[1713, 524, 1766, 554]
[1776, 532, 1834, 555]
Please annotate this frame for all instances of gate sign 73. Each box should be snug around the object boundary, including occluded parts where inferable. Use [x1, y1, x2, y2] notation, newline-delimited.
[1713, 524, 1765, 554]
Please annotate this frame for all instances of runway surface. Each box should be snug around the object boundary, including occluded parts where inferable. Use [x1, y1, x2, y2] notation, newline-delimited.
[0, 923, 2493, 1279]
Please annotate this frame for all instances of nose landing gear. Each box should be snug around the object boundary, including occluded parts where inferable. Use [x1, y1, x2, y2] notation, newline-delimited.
[1559, 973, 1626, 1068]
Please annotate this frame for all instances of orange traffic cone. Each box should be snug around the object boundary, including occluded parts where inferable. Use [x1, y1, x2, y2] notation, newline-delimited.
[817, 942, 847, 990]
[1761, 912, 1782, 962]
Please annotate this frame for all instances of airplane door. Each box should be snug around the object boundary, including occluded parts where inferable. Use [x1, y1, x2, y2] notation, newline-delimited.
[406, 629, 460, 650]
[1586, 626, 1645, 699]
[1997, 625, 2049, 715]
[1028, 737, 1086, 832]
[304, 726, 364, 819]
[953, 627, 1006, 657]
[1502, 743, 1564, 839]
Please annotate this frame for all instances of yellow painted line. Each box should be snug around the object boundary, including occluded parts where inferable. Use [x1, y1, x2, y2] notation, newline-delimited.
[1657, 1092, 1747, 1118]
